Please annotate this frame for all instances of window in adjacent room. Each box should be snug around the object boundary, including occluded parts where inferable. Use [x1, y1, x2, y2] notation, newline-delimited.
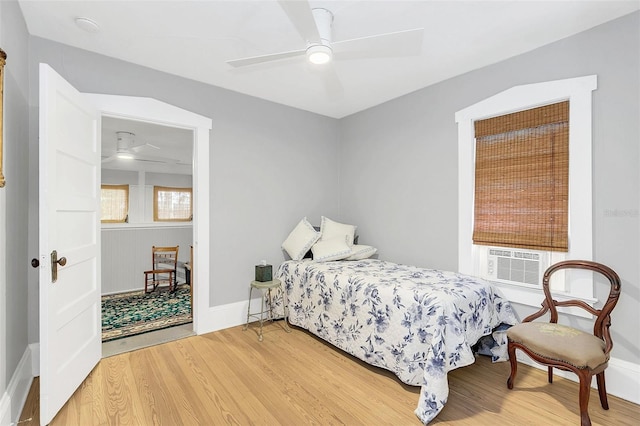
[101, 184, 129, 223]
[153, 186, 192, 222]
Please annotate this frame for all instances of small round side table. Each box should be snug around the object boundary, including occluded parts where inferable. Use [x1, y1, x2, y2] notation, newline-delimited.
[243, 279, 291, 341]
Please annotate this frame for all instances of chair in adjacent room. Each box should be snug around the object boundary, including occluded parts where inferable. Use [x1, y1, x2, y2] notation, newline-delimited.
[506, 260, 621, 426]
[185, 245, 193, 311]
[144, 245, 179, 293]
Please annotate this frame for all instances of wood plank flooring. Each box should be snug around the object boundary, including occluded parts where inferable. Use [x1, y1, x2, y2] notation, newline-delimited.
[19, 323, 639, 425]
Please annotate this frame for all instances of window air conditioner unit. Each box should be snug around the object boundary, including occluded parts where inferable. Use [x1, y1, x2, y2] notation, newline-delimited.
[482, 247, 549, 287]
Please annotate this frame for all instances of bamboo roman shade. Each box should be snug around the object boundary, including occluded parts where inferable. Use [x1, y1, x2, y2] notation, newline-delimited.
[473, 101, 569, 252]
[100, 184, 129, 223]
[153, 186, 192, 222]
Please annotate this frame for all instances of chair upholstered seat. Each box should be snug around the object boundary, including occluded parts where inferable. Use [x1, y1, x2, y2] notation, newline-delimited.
[507, 322, 607, 370]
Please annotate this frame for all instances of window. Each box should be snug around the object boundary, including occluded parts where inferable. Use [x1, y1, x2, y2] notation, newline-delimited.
[456, 76, 597, 307]
[153, 186, 192, 222]
[101, 184, 129, 223]
[473, 101, 569, 252]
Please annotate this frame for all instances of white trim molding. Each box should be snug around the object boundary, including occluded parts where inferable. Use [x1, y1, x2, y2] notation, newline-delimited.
[0, 345, 36, 426]
[197, 297, 264, 335]
[456, 75, 598, 307]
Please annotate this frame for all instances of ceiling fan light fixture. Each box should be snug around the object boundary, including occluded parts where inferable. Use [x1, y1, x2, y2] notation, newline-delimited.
[307, 44, 332, 65]
[117, 152, 134, 160]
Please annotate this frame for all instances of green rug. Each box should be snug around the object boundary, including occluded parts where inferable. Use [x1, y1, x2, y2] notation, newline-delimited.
[101, 284, 192, 342]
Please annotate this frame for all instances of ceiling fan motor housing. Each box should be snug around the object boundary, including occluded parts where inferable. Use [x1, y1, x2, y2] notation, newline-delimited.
[116, 131, 135, 151]
[307, 8, 334, 64]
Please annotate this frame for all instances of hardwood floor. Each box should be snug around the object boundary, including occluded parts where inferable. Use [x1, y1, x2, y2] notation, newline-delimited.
[20, 323, 639, 425]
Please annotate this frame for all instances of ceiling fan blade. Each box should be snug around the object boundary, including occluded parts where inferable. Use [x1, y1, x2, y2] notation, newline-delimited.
[134, 158, 168, 164]
[101, 155, 116, 164]
[277, 0, 320, 43]
[332, 28, 424, 60]
[133, 154, 181, 164]
[227, 48, 306, 68]
[131, 142, 160, 152]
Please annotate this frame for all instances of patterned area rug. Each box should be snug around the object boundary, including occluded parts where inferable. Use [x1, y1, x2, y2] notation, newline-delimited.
[102, 284, 192, 342]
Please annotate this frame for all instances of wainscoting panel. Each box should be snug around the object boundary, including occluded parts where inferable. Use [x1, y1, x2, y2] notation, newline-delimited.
[101, 226, 192, 295]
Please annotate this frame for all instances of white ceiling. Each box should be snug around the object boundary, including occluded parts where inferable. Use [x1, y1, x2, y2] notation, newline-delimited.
[19, 1, 640, 119]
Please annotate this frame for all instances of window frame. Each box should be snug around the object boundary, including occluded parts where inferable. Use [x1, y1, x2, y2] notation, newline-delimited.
[456, 75, 597, 308]
[100, 184, 129, 223]
[153, 185, 193, 222]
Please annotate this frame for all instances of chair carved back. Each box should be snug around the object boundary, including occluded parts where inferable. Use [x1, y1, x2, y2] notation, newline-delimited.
[523, 260, 621, 354]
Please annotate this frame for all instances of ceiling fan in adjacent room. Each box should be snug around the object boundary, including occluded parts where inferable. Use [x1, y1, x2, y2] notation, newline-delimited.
[101, 131, 169, 164]
[226, 0, 424, 96]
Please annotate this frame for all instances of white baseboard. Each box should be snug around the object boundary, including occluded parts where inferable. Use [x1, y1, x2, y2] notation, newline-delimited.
[515, 352, 640, 404]
[0, 393, 9, 426]
[0, 345, 36, 426]
[195, 297, 262, 335]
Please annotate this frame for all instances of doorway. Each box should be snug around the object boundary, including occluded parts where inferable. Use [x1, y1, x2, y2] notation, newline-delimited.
[87, 92, 213, 344]
[100, 116, 195, 355]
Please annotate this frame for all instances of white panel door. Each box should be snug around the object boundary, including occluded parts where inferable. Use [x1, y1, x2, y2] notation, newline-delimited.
[38, 63, 101, 425]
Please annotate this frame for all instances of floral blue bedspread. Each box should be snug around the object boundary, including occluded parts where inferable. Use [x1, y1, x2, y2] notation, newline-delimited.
[274, 259, 517, 424]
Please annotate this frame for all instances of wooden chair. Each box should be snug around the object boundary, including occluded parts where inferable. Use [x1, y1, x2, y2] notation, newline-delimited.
[144, 245, 179, 293]
[506, 260, 621, 426]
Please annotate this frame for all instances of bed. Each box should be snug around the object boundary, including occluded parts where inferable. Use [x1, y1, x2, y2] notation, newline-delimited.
[273, 258, 517, 424]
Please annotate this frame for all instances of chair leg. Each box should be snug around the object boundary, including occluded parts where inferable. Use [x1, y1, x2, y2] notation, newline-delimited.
[578, 371, 593, 426]
[596, 372, 609, 410]
[506, 342, 518, 389]
[170, 271, 176, 293]
[548, 366, 554, 383]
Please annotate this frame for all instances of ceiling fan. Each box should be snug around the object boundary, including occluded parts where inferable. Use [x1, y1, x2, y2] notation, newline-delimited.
[226, 1, 424, 95]
[101, 131, 169, 164]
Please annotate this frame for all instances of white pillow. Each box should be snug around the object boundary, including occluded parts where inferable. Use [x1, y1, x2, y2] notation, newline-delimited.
[311, 236, 352, 262]
[346, 245, 377, 261]
[282, 217, 321, 261]
[319, 216, 357, 246]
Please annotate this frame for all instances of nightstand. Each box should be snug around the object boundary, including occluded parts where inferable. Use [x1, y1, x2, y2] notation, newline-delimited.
[243, 279, 291, 341]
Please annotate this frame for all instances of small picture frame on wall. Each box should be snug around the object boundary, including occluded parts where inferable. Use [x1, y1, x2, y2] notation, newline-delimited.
[0, 47, 6, 188]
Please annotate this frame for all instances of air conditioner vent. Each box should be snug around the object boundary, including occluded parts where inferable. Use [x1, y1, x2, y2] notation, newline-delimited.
[496, 256, 539, 285]
[484, 248, 546, 287]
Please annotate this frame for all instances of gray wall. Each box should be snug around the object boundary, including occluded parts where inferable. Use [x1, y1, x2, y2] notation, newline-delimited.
[0, 0, 30, 418]
[27, 35, 341, 335]
[101, 226, 193, 295]
[340, 12, 640, 364]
